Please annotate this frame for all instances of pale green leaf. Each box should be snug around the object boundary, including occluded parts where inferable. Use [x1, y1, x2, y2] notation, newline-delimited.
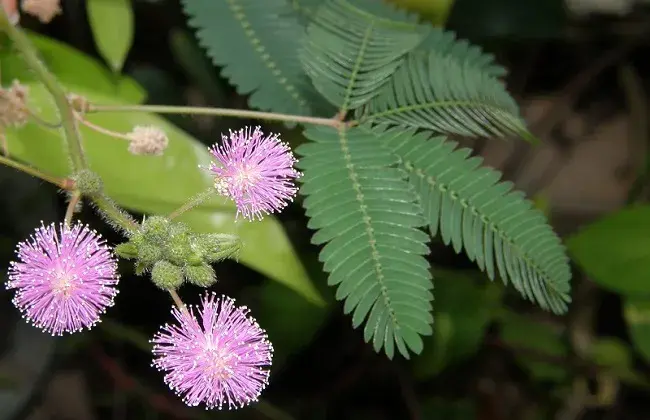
[568, 205, 650, 295]
[86, 0, 135, 73]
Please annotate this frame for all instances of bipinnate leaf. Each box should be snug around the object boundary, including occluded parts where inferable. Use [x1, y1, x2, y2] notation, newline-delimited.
[297, 125, 433, 359]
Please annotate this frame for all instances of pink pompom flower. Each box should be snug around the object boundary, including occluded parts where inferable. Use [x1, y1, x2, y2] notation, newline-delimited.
[6, 221, 119, 336]
[208, 126, 302, 221]
[151, 292, 273, 410]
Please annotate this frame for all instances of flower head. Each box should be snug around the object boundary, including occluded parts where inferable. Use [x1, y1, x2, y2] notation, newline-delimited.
[151, 292, 273, 410]
[208, 126, 301, 221]
[0, 80, 29, 129]
[7, 221, 119, 335]
[21, 0, 61, 23]
[127, 125, 169, 156]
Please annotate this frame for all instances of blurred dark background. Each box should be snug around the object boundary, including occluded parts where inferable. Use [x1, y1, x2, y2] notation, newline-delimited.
[3, 0, 650, 419]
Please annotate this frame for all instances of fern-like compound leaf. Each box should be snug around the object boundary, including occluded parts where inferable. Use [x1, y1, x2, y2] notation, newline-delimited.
[377, 126, 571, 314]
[358, 50, 532, 140]
[297, 125, 433, 359]
[301, 0, 429, 113]
[182, 0, 320, 120]
[415, 28, 507, 78]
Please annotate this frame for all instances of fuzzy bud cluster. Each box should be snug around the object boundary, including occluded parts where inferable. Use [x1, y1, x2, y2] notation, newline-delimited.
[0, 80, 29, 129]
[115, 216, 241, 290]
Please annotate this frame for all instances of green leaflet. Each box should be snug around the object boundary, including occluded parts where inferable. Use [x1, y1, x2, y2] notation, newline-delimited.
[377, 126, 571, 314]
[300, 0, 429, 113]
[414, 28, 507, 78]
[297, 125, 433, 359]
[357, 50, 532, 140]
[181, 0, 322, 122]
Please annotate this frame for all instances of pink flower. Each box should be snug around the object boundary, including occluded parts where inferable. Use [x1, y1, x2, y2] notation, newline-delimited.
[151, 292, 273, 410]
[208, 126, 301, 221]
[6, 222, 119, 335]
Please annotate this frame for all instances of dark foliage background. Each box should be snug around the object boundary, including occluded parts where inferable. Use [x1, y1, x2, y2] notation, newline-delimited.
[3, 0, 650, 419]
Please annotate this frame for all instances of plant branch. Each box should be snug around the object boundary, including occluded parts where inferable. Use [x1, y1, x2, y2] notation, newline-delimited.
[75, 112, 132, 141]
[0, 9, 87, 171]
[91, 194, 138, 236]
[0, 154, 74, 189]
[88, 103, 340, 128]
[169, 290, 186, 311]
[168, 187, 216, 219]
[64, 190, 81, 225]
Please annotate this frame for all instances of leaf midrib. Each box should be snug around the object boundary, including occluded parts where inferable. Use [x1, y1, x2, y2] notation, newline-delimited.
[403, 161, 567, 302]
[338, 126, 400, 329]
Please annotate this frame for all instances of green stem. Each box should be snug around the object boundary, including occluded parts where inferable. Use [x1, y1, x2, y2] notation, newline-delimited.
[89, 104, 339, 128]
[0, 154, 73, 189]
[168, 187, 216, 219]
[92, 194, 139, 236]
[0, 9, 87, 171]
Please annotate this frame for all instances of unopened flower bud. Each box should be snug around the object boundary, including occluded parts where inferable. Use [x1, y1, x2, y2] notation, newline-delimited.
[68, 93, 89, 114]
[151, 260, 183, 290]
[141, 216, 171, 243]
[184, 263, 217, 288]
[193, 233, 241, 263]
[164, 232, 193, 266]
[21, 0, 61, 24]
[0, 80, 29, 129]
[72, 169, 103, 195]
[127, 125, 168, 156]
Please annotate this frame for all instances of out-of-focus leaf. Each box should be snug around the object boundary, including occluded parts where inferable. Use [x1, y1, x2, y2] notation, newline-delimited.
[387, 0, 455, 25]
[625, 297, 650, 364]
[500, 313, 568, 382]
[567, 206, 650, 296]
[412, 269, 501, 378]
[5, 83, 323, 306]
[87, 0, 134, 72]
[589, 337, 648, 386]
[0, 31, 144, 102]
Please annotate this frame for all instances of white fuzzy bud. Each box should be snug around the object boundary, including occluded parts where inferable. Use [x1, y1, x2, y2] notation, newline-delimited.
[127, 125, 169, 156]
[0, 80, 29, 129]
[21, 0, 61, 23]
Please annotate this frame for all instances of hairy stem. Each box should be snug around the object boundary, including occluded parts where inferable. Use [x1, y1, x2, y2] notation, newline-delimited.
[168, 187, 216, 220]
[89, 104, 340, 128]
[64, 191, 81, 226]
[92, 194, 139, 236]
[0, 9, 87, 171]
[0, 154, 74, 189]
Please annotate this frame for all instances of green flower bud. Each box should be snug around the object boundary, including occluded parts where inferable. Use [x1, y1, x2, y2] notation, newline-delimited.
[137, 241, 162, 266]
[184, 263, 217, 287]
[141, 216, 171, 243]
[193, 233, 241, 263]
[114, 242, 137, 259]
[72, 169, 103, 195]
[151, 260, 184, 290]
[163, 232, 194, 266]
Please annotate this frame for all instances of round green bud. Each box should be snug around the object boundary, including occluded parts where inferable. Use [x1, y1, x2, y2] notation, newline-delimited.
[141, 216, 171, 243]
[72, 169, 103, 195]
[151, 260, 184, 290]
[184, 263, 217, 287]
[163, 233, 193, 266]
[137, 241, 163, 266]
